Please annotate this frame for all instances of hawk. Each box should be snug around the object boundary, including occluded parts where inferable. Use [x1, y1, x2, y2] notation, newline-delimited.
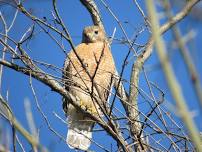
[62, 25, 116, 150]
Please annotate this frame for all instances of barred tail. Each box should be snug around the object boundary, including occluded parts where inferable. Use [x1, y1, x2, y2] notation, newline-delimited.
[66, 112, 94, 151]
[67, 127, 92, 150]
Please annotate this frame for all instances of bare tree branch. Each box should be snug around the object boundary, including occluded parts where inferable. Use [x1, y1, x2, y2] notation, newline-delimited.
[0, 94, 40, 150]
[162, 0, 202, 109]
[146, 0, 202, 151]
[80, 0, 104, 29]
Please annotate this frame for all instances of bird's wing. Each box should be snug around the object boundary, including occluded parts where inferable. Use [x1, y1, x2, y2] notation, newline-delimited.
[62, 56, 71, 115]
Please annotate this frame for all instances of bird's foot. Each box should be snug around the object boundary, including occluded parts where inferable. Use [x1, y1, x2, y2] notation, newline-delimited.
[79, 100, 87, 110]
[87, 106, 97, 114]
[79, 100, 97, 114]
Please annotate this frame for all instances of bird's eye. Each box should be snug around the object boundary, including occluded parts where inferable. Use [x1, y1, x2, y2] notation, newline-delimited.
[94, 30, 98, 34]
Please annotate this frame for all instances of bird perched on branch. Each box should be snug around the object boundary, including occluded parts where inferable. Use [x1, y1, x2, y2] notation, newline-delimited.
[62, 25, 115, 151]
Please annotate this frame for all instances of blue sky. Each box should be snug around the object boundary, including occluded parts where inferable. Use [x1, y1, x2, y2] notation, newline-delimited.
[1, 0, 202, 151]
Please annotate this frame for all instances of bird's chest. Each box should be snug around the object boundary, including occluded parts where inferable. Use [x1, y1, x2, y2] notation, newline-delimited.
[70, 45, 111, 79]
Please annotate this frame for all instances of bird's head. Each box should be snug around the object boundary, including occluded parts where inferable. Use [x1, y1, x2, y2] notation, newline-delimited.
[82, 26, 106, 43]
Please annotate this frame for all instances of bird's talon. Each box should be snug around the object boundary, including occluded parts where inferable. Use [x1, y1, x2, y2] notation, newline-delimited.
[80, 100, 85, 109]
[87, 107, 97, 114]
